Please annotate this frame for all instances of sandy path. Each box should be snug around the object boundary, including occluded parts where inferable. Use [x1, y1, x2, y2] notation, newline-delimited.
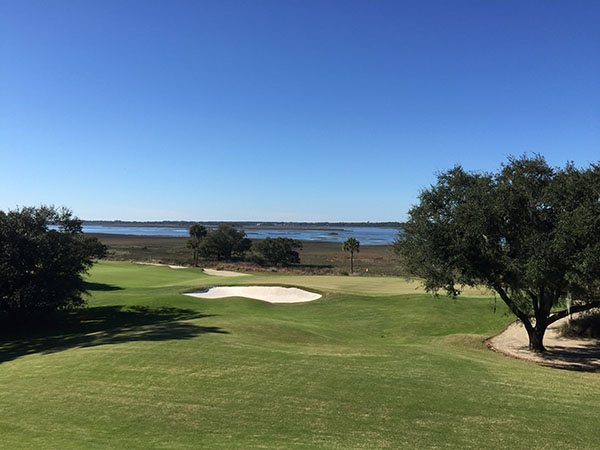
[185, 286, 321, 303]
[202, 268, 249, 277]
[134, 262, 250, 275]
[136, 262, 187, 269]
[488, 316, 600, 371]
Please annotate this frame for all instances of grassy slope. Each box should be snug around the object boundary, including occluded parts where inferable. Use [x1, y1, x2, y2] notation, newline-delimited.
[1, 261, 599, 449]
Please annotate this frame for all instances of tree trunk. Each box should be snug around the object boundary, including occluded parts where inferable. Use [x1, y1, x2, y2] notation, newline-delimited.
[493, 285, 550, 353]
[527, 325, 547, 353]
[350, 251, 354, 274]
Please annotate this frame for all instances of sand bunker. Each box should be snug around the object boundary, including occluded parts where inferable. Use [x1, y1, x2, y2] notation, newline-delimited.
[203, 268, 249, 277]
[185, 286, 321, 303]
[488, 316, 600, 371]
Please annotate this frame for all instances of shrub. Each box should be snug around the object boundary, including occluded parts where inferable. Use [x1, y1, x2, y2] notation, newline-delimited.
[558, 310, 600, 339]
[198, 224, 251, 261]
[252, 237, 302, 267]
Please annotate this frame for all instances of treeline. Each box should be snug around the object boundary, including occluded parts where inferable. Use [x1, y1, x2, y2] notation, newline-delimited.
[187, 224, 303, 267]
[83, 220, 404, 229]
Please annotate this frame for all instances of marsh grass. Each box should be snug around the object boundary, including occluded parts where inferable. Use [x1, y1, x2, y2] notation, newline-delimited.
[91, 233, 402, 275]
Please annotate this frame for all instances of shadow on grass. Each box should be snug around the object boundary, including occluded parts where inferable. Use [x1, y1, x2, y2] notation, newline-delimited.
[0, 306, 228, 364]
[83, 281, 124, 291]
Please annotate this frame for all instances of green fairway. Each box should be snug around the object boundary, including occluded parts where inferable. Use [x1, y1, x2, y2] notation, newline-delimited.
[1, 261, 599, 449]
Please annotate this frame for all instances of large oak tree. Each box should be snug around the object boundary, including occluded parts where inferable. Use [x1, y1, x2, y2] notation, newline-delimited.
[0, 206, 106, 322]
[394, 155, 600, 352]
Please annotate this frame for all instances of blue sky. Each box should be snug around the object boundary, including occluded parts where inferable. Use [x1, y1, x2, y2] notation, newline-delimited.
[1, 0, 598, 221]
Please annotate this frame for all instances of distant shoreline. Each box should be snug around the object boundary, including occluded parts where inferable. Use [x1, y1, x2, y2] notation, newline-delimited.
[82, 220, 404, 230]
[80, 224, 400, 245]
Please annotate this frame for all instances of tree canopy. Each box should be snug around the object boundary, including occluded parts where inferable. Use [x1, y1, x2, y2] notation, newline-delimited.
[0, 206, 106, 322]
[394, 155, 600, 352]
[253, 237, 303, 266]
[198, 224, 251, 261]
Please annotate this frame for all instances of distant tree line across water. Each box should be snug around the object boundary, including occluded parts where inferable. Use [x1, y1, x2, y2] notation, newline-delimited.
[82, 220, 404, 229]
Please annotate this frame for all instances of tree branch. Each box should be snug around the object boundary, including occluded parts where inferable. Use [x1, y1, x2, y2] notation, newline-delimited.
[547, 301, 600, 325]
[526, 289, 539, 316]
[493, 284, 533, 331]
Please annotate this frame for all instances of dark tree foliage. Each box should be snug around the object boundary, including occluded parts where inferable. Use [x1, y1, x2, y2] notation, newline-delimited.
[394, 155, 600, 352]
[0, 206, 106, 321]
[343, 237, 360, 274]
[186, 224, 207, 267]
[198, 224, 251, 261]
[253, 237, 303, 266]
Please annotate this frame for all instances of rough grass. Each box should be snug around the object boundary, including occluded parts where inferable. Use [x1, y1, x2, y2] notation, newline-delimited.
[1, 261, 599, 449]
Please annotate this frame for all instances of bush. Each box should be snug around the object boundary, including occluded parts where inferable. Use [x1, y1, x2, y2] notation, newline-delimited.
[0, 206, 106, 322]
[198, 224, 251, 261]
[252, 237, 302, 267]
[558, 310, 600, 339]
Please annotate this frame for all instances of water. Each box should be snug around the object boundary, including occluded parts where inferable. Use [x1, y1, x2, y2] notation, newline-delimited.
[79, 225, 400, 245]
[242, 226, 399, 245]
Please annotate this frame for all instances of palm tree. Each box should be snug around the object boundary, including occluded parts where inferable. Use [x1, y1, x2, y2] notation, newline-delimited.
[187, 224, 207, 267]
[342, 237, 360, 274]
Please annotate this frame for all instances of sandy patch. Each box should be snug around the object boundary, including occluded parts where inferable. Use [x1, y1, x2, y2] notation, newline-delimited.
[203, 268, 249, 277]
[136, 262, 187, 269]
[135, 262, 249, 273]
[185, 286, 321, 303]
[488, 316, 600, 371]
